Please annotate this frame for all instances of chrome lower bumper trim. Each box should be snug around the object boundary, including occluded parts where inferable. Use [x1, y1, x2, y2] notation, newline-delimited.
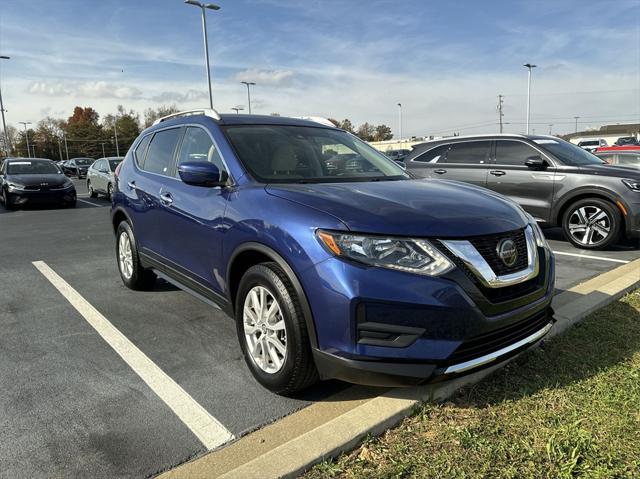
[443, 321, 553, 374]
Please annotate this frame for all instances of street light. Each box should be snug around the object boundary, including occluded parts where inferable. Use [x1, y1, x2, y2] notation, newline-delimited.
[574, 116, 580, 133]
[185, 0, 220, 110]
[241, 81, 256, 114]
[231, 105, 244, 114]
[523, 63, 537, 135]
[19, 121, 32, 157]
[0, 55, 10, 155]
[397, 102, 403, 147]
[548, 124, 553, 135]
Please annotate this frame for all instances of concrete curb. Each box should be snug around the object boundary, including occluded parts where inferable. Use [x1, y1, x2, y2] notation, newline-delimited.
[159, 258, 640, 479]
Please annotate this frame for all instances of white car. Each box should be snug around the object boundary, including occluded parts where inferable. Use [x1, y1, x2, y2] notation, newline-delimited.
[87, 157, 123, 199]
[577, 138, 607, 152]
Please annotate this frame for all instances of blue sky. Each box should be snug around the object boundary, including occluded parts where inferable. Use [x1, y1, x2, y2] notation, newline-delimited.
[0, 0, 639, 137]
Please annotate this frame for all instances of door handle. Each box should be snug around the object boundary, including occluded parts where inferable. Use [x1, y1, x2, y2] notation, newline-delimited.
[434, 169, 447, 174]
[489, 170, 506, 177]
[127, 181, 137, 190]
[159, 192, 173, 206]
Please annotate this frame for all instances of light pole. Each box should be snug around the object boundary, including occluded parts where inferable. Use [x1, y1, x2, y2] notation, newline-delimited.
[100, 142, 106, 158]
[548, 124, 553, 135]
[63, 131, 69, 160]
[113, 116, 120, 157]
[574, 116, 580, 133]
[397, 103, 402, 147]
[185, 0, 220, 110]
[19, 121, 32, 157]
[241, 81, 256, 114]
[523, 63, 536, 135]
[0, 55, 10, 155]
[231, 106, 244, 114]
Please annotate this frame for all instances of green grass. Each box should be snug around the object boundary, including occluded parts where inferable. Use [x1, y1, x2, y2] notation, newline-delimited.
[305, 291, 640, 479]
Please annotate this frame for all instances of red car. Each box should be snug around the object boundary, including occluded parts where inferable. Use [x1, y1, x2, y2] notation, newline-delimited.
[595, 145, 640, 153]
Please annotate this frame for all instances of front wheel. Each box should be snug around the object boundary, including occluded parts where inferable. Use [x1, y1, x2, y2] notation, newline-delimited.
[1, 188, 15, 210]
[115, 221, 156, 290]
[235, 262, 318, 394]
[562, 198, 621, 250]
[88, 181, 98, 198]
[107, 183, 114, 200]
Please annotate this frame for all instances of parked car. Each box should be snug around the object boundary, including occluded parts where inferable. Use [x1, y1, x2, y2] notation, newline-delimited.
[594, 150, 640, 170]
[87, 157, 124, 199]
[62, 157, 94, 178]
[577, 138, 607, 152]
[384, 149, 411, 161]
[112, 110, 555, 394]
[404, 134, 640, 250]
[0, 157, 76, 209]
[614, 136, 639, 146]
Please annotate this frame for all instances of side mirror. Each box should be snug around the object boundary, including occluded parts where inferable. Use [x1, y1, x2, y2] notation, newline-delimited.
[178, 161, 227, 187]
[525, 156, 547, 170]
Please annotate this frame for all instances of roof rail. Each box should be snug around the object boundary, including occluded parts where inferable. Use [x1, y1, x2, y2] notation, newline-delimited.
[153, 108, 221, 125]
[295, 116, 337, 128]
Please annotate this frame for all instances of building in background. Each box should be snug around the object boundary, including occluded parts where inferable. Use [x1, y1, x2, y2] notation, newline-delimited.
[563, 123, 640, 146]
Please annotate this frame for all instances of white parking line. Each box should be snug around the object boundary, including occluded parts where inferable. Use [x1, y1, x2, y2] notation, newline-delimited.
[32, 260, 234, 450]
[553, 251, 630, 264]
[76, 198, 101, 207]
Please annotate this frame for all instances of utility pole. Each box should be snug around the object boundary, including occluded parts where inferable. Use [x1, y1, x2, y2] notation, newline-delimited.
[497, 94, 504, 133]
[574, 116, 580, 133]
[523, 63, 537, 135]
[58, 139, 63, 161]
[19, 121, 32, 157]
[241, 81, 256, 114]
[0, 55, 10, 155]
[548, 124, 553, 135]
[113, 120, 120, 156]
[185, 0, 220, 109]
[63, 132, 69, 160]
[100, 142, 106, 158]
[397, 102, 403, 147]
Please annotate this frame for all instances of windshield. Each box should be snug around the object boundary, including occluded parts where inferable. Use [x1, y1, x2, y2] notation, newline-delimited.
[7, 161, 61, 175]
[223, 125, 409, 183]
[535, 139, 606, 166]
[74, 158, 93, 166]
[108, 159, 123, 170]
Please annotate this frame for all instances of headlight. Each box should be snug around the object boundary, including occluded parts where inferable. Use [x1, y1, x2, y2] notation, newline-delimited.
[622, 179, 640, 192]
[316, 230, 454, 276]
[7, 182, 25, 192]
[528, 218, 549, 249]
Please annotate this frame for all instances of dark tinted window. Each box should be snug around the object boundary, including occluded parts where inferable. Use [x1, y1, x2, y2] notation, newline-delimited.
[143, 128, 182, 175]
[176, 127, 225, 174]
[74, 158, 93, 166]
[413, 144, 450, 163]
[108, 159, 123, 171]
[7, 160, 60, 175]
[135, 134, 152, 166]
[495, 140, 540, 166]
[443, 141, 490, 164]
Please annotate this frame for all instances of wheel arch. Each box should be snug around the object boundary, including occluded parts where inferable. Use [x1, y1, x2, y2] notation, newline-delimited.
[111, 206, 133, 234]
[227, 242, 319, 349]
[553, 188, 625, 229]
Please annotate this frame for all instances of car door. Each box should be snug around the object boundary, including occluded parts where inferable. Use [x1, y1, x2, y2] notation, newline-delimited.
[91, 159, 104, 192]
[156, 125, 230, 294]
[406, 141, 491, 187]
[129, 126, 184, 258]
[486, 139, 557, 222]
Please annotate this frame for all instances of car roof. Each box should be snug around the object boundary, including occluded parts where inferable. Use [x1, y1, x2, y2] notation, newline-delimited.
[5, 157, 54, 162]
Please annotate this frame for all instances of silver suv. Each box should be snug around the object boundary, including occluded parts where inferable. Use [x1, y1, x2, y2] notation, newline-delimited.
[405, 134, 640, 250]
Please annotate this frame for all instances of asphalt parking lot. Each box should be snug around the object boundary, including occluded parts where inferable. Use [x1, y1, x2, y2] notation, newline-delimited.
[1, 178, 639, 478]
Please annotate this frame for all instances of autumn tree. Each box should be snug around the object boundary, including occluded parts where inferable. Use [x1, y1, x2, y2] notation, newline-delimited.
[65, 106, 104, 158]
[356, 122, 376, 141]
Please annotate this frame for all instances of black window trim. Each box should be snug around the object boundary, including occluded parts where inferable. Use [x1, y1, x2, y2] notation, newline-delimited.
[412, 139, 492, 165]
[492, 138, 558, 167]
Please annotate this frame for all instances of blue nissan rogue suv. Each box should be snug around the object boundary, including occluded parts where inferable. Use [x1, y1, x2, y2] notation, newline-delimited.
[111, 109, 555, 394]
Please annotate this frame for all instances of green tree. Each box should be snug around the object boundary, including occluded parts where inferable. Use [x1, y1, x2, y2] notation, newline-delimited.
[143, 105, 179, 128]
[33, 117, 65, 161]
[103, 105, 140, 156]
[339, 119, 354, 133]
[356, 122, 376, 141]
[373, 124, 393, 142]
[14, 128, 36, 157]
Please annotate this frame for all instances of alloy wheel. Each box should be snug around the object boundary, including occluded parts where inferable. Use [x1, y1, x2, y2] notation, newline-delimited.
[118, 231, 134, 279]
[568, 205, 611, 246]
[242, 285, 287, 374]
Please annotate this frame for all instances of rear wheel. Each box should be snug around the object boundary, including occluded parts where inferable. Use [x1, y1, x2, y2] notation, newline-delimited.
[107, 183, 114, 200]
[235, 262, 318, 394]
[116, 221, 156, 290]
[562, 198, 621, 250]
[1, 188, 15, 210]
[88, 181, 98, 198]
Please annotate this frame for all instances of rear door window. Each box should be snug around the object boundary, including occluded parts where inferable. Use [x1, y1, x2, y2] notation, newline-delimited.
[442, 141, 490, 164]
[413, 144, 451, 163]
[143, 128, 182, 176]
[495, 140, 540, 166]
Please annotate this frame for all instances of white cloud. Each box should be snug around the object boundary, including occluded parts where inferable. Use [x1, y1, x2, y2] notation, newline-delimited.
[151, 89, 209, 103]
[27, 81, 142, 99]
[234, 68, 294, 86]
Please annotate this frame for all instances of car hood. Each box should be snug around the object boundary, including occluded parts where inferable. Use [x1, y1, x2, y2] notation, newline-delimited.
[266, 179, 528, 237]
[6, 173, 70, 187]
[578, 164, 640, 178]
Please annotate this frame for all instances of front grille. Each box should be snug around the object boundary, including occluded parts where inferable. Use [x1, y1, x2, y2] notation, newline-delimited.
[442, 309, 550, 365]
[23, 185, 41, 190]
[468, 228, 528, 276]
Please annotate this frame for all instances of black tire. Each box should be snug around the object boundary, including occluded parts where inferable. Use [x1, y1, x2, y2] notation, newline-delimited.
[65, 200, 77, 208]
[562, 198, 621, 250]
[115, 221, 156, 290]
[107, 183, 114, 200]
[88, 181, 98, 198]
[1, 188, 15, 210]
[235, 262, 318, 394]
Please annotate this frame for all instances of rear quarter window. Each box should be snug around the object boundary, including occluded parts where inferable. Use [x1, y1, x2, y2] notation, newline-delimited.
[134, 134, 152, 168]
[143, 128, 183, 176]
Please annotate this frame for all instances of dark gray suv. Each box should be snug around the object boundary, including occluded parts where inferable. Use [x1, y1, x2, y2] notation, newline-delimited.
[405, 134, 640, 250]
